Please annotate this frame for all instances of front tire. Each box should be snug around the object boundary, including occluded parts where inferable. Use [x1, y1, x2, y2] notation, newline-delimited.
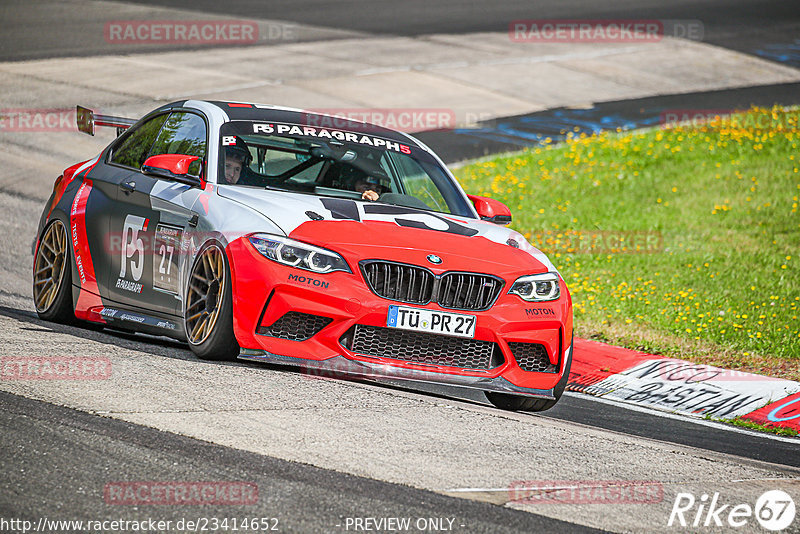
[486, 335, 573, 412]
[485, 392, 556, 412]
[185, 242, 239, 361]
[33, 219, 74, 323]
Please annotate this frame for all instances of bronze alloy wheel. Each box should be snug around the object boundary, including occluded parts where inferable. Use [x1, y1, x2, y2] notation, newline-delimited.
[186, 244, 227, 345]
[33, 220, 68, 313]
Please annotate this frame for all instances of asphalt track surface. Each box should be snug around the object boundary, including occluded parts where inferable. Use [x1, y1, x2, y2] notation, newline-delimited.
[2, 390, 601, 533]
[1, 1, 799, 532]
[416, 81, 800, 163]
[123, 0, 800, 62]
[1, 0, 799, 62]
[2, 302, 799, 470]
[375, 379, 800, 469]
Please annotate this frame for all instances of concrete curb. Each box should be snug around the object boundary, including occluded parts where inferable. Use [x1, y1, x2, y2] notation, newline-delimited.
[569, 338, 800, 433]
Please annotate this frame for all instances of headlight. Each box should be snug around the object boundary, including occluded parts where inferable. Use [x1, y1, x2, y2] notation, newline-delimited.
[509, 272, 560, 302]
[248, 234, 351, 274]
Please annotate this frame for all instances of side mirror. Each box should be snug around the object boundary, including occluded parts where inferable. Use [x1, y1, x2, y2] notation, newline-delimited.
[467, 194, 512, 225]
[142, 154, 202, 187]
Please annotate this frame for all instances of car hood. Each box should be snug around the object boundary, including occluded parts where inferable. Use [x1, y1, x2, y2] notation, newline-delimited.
[217, 186, 557, 276]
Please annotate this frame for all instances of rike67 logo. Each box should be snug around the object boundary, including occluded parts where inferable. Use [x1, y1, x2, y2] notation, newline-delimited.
[669, 490, 795, 531]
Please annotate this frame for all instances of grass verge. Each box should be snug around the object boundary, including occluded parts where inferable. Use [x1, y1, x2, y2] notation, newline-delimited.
[705, 414, 799, 438]
[454, 106, 800, 381]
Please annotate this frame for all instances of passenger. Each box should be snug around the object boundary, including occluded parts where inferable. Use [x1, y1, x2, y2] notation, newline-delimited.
[223, 137, 252, 185]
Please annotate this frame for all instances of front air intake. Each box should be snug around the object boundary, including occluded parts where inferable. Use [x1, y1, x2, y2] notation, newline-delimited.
[509, 342, 557, 373]
[360, 261, 503, 311]
[344, 324, 504, 370]
[258, 312, 332, 341]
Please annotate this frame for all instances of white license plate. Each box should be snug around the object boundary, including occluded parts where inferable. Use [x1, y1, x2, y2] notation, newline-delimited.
[387, 305, 476, 338]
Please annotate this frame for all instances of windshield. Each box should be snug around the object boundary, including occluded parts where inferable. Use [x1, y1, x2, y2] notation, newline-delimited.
[218, 121, 474, 217]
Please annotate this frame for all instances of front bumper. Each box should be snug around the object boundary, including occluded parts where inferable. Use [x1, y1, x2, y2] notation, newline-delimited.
[227, 237, 573, 396]
[238, 348, 573, 399]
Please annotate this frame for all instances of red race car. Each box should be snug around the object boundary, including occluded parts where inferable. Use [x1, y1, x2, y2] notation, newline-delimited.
[33, 101, 573, 411]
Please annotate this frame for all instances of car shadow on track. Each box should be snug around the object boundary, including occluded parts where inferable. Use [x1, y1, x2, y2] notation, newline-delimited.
[0, 304, 226, 365]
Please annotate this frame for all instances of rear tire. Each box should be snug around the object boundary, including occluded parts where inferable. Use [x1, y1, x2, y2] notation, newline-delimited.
[485, 335, 573, 412]
[33, 219, 74, 324]
[185, 242, 239, 361]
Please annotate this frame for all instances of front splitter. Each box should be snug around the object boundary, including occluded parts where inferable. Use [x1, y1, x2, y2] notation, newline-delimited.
[237, 349, 556, 399]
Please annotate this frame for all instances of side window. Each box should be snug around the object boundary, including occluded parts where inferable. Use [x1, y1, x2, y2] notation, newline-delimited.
[254, 147, 323, 183]
[387, 152, 449, 212]
[109, 114, 168, 169]
[258, 147, 303, 175]
[148, 112, 207, 176]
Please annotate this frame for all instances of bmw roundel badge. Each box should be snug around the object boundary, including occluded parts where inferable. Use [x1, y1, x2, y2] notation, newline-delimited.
[427, 254, 443, 265]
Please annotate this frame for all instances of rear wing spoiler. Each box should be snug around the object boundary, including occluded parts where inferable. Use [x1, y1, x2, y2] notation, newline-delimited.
[76, 105, 136, 136]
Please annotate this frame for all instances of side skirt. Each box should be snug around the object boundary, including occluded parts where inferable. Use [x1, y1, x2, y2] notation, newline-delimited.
[82, 298, 186, 341]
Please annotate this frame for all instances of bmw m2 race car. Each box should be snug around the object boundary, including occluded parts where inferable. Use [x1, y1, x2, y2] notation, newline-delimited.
[33, 101, 573, 411]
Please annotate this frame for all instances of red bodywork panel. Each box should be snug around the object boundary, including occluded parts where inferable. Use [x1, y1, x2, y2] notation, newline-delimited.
[36, 157, 106, 324]
[68, 179, 105, 323]
[467, 194, 512, 222]
[143, 154, 199, 175]
[46, 158, 95, 220]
